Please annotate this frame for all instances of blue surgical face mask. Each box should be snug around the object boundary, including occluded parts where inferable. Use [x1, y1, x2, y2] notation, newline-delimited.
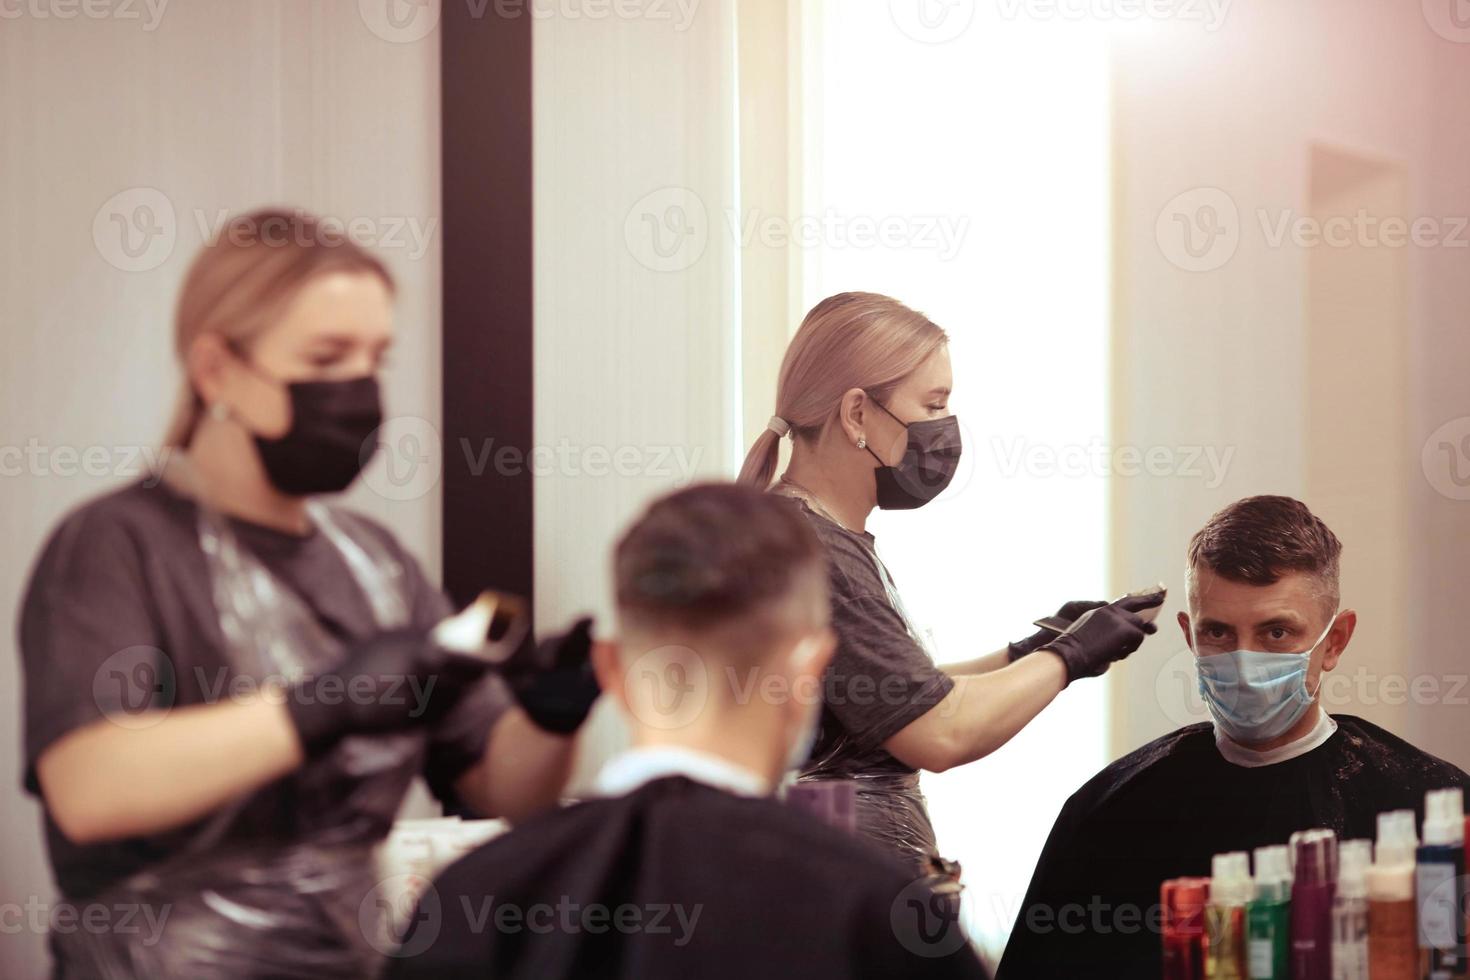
[1193, 612, 1338, 745]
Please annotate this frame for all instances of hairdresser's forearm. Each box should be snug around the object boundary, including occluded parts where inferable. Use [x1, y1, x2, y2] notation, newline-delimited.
[947, 652, 1068, 762]
[457, 708, 575, 825]
[887, 652, 1067, 772]
[940, 646, 1013, 676]
[36, 696, 304, 844]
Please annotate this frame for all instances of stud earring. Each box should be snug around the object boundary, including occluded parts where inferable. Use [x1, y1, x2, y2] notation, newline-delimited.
[856, 435, 866, 450]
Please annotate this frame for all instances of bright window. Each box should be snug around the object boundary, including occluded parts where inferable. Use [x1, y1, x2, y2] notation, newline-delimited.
[797, 3, 1112, 961]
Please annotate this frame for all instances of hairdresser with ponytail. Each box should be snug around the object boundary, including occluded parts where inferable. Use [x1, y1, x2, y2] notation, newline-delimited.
[17, 210, 597, 977]
[739, 292, 1162, 880]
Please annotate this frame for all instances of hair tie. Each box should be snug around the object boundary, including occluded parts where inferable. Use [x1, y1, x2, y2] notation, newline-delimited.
[767, 416, 792, 438]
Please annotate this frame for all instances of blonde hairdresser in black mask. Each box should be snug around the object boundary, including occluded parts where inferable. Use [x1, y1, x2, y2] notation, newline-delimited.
[739, 292, 1163, 881]
[18, 209, 597, 977]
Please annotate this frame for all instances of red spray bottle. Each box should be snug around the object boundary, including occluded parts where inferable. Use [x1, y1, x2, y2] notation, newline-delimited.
[1164, 877, 1211, 980]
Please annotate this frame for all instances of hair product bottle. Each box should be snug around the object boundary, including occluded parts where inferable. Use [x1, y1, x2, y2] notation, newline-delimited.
[1247, 845, 1292, 980]
[1164, 877, 1212, 980]
[1207, 852, 1251, 979]
[1290, 828, 1338, 980]
[1368, 809, 1423, 980]
[1330, 839, 1371, 980]
[1417, 788, 1467, 979]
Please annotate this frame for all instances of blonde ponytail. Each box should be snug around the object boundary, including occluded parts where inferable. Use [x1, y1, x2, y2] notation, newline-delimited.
[737, 428, 784, 489]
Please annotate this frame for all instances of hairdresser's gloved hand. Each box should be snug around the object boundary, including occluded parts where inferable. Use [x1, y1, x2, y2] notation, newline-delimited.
[283, 629, 493, 756]
[1007, 599, 1108, 662]
[500, 617, 600, 735]
[1040, 592, 1164, 684]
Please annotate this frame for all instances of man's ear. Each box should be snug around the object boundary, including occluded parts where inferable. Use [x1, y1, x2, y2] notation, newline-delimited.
[1320, 609, 1356, 672]
[590, 639, 625, 707]
[783, 629, 834, 724]
[1176, 611, 1194, 650]
[795, 627, 837, 682]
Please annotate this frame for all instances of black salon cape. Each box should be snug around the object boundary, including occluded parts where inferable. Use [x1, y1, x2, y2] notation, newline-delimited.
[996, 715, 1470, 980]
[388, 775, 989, 980]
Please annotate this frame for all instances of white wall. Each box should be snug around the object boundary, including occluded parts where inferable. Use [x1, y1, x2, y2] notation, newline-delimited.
[0, 6, 442, 974]
[1108, 0, 1470, 770]
[531, 3, 745, 787]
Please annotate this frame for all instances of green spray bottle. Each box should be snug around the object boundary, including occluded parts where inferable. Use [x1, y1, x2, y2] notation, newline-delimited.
[1247, 844, 1292, 979]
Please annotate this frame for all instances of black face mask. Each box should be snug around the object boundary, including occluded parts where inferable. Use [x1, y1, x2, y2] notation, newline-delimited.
[864, 398, 962, 510]
[250, 376, 384, 496]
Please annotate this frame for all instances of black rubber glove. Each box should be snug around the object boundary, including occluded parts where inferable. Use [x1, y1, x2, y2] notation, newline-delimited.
[284, 629, 494, 756]
[1007, 599, 1108, 662]
[500, 617, 600, 735]
[1039, 592, 1164, 684]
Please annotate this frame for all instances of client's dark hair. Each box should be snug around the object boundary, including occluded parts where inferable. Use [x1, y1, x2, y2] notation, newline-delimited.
[1187, 495, 1342, 607]
[614, 483, 825, 633]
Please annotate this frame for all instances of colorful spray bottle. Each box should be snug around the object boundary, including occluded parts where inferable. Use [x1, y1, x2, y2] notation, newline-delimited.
[1367, 809, 1422, 980]
[1417, 787, 1468, 978]
[1247, 845, 1291, 980]
[1330, 839, 1370, 979]
[1289, 828, 1338, 980]
[1164, 877, 1211, 980]
[1206, 852, 1251, 979]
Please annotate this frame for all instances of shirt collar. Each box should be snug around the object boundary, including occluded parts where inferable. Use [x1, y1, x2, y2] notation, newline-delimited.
[1214, 708, 1338, 768]
[593, 746, 773, 798]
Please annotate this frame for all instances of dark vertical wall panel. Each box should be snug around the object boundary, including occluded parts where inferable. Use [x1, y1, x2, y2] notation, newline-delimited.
[440, 9, 534, 608]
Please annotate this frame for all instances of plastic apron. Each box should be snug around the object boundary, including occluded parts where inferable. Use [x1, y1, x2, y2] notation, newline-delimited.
[51, 469, 422, 979]
[776, 482, 962, 885]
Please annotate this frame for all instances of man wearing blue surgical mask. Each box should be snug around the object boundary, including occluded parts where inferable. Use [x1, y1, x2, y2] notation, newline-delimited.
[1187, 539, 1347, 756]
[998, 495, 1470, 980]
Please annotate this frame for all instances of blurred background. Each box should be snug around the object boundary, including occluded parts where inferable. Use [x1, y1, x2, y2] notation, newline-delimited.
[4, 0, 1470, 972]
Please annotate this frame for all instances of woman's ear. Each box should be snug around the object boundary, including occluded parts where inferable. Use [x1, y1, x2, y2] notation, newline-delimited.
[186, 332, 234, 407]
[837, 387, 867, 447]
